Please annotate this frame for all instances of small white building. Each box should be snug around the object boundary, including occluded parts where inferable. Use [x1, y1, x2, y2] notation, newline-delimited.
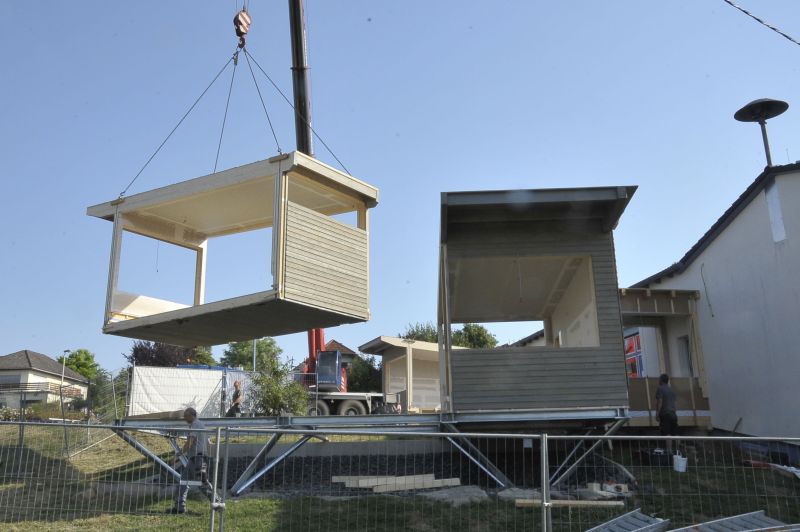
[359, 336, 463, 413]
[634, 162, 800, 437]
[0, 350, 89, 409]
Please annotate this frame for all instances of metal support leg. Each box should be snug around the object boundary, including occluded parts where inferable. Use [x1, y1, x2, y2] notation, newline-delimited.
[550, 418, 628, 487]
[548, 429, 593, 484]
[232, 435, 313, 496]
[229, 433, 283, 494]
[442, 425, 513, 488]
[168, 435, 189, 468]
[113, 428, 181, 480]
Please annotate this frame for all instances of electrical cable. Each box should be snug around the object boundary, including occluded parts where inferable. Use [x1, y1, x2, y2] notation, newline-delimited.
[118, 52, 237, 198]
[214, 52, 239, 173]
[244, 48, 282, 154]
[720, 0, 800, 48]
[243, 48, 351, 175]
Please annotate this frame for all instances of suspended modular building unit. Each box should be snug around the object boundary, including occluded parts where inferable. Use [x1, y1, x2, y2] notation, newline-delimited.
[438, 186, 636, 423]
[87, 151, 378, 347]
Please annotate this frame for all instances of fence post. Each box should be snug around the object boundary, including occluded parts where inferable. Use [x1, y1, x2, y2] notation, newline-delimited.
[15, 399, 25, 477]
[60, 385, 69, 454]
[209, 427, 222, 532]
[111, 372, 118, 419]
[219, 428, 230, 532]
[540, 433, 551, 532]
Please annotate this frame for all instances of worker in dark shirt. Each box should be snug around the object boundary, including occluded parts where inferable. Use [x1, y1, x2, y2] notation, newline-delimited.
[655, 373, 678, 452]
[225, 380, 243, 417]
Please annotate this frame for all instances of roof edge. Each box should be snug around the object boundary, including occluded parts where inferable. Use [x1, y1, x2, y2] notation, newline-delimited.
[633, 162, 800, 288]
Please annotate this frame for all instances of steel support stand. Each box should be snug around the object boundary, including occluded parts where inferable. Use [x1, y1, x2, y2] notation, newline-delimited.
[168, 435, 189, 469]
[548, 429, 593, 484]
[113, 427, 181, 480]
[550, 417, 628, 487]
[442, 424, 513, 488]
[229, 432, 283, 494]
[232, 435, 313, 496]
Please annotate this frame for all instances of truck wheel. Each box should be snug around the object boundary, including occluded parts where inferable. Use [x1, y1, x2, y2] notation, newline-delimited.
[308, 400, 329, 416]
[337, 400, 367, 416]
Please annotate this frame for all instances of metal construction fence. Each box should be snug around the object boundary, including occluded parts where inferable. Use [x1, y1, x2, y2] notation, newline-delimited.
[0, 421, 799, 531]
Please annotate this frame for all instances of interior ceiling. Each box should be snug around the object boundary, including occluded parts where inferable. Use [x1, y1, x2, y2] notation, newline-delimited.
[448, 256, 583, 323]
[129, 172, 359, 239]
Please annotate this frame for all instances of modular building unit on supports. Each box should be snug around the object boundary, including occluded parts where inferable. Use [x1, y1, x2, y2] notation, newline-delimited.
[438, 186, 636, 428]
[87, 151, 378, 347]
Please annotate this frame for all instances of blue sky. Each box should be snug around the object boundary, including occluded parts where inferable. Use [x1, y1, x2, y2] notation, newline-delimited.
[1, 1, 798, 372]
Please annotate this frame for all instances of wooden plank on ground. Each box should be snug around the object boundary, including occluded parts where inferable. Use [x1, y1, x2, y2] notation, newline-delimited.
[356, 475, 435, 488]
[372, 477, 460, 494]
[515, 499, 624, 508]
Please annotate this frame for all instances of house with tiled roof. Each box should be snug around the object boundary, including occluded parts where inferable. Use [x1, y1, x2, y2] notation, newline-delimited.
[632, 162, 800, 437]
[0, 350, 89, 409]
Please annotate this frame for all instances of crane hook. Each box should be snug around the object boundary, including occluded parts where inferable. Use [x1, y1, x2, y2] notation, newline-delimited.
[233, 9, 251, 49]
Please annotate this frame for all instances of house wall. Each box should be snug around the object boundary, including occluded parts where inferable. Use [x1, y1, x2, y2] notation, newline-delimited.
[652, 171, 800, 437]
[551, 259, 600, 347]
[0, 369, 87, 408]
[446, 221, 628, 412]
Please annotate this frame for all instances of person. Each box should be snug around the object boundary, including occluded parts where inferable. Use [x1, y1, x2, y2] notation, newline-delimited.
[655, 373, 678, 452]
[225, 380, 243, 417]
[169, 407, 209, 514]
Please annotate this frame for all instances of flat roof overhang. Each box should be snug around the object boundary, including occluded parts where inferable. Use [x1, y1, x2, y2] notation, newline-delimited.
[441, 185, 637, 242]
[102, 291, 367, 347]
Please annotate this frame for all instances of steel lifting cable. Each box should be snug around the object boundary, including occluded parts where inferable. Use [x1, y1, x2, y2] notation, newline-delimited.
[118, 52, 238, 198]
[243, 48, 282, 154]
[243, 48, 351, 175]
[213, 51, 239, 173]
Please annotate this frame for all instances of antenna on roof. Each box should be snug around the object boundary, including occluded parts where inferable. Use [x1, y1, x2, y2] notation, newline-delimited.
[734, 98, 789, 167]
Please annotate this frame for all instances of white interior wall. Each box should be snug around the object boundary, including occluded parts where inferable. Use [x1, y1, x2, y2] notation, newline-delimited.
[664, 317, 692, 377]
[382, 351, 440, 409]
[551, 258, 600, 347]
[638, 327, 661, 377]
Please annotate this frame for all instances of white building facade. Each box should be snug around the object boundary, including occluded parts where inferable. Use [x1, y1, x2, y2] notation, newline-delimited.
[635, 164, 800, 437]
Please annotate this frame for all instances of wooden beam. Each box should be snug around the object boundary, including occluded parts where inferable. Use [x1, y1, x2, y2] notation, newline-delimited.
[515, 499, 624, 508]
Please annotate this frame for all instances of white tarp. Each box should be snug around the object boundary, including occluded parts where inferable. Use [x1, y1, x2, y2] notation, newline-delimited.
[128, 366, 253, 418]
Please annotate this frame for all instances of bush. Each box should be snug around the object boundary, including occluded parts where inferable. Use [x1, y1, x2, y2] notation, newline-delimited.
[251, 356, 308, 415]
[27, 402, 84, 421]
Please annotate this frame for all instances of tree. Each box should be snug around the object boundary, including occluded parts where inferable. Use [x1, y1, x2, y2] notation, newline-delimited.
[451, 323, 498, 349]
[348, 355, 381, 392]
[250, 354, 308, 415]
[58, 349, 99, 381]
[221, 338, 282, 371]
[399, 322, 438, 343]
[399, 321, 497, 348]
[125, 341, 215, 367]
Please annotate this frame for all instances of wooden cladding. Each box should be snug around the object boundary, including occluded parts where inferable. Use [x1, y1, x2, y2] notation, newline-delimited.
[283, 201, 369, 319]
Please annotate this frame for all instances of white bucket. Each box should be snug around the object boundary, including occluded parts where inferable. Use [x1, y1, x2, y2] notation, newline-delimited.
[673, 453, 688, 473]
